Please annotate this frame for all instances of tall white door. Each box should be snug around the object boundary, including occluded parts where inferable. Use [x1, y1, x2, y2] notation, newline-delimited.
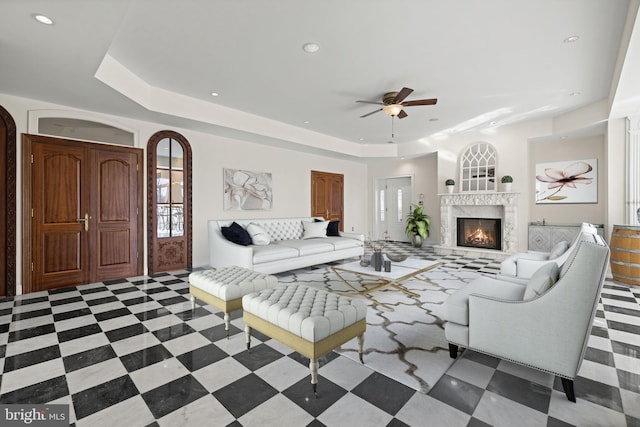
[376, 177, 412, 242]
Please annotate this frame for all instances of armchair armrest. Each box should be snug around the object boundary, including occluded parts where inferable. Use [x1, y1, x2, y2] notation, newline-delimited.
[338, 231, 365, 241]
[468, 293, 586, 378]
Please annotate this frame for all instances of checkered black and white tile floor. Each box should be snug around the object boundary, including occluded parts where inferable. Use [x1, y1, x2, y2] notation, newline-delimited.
[0, 247, 638, 426]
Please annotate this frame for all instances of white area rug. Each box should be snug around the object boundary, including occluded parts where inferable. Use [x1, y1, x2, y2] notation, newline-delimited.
[277, 264, 484, 393]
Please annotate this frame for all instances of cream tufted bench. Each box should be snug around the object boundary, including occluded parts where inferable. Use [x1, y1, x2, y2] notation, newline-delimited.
[242, 284, 367, 395]
[189, 266, 278, 337]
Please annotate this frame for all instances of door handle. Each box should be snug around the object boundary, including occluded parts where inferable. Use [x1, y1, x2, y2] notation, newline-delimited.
[77, 213, 89, 231]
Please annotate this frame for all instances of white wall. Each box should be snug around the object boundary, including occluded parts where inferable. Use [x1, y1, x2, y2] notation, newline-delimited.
[0, 93, 368, 290]
[606, 117, 628, 240]
[433, 119, 553, 251]
[190, 137, 368, 266]
[528, 135, 606, 225]
[367, 154, 439, 244]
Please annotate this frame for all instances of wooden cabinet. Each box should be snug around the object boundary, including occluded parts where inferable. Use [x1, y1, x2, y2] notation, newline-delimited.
[528, 223, 604, 252]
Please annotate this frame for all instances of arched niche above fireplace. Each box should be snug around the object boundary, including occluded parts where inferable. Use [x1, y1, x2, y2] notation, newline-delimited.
[459, 142, 497, 192]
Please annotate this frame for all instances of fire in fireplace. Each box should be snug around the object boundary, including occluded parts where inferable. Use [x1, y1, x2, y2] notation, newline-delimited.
[456, 218, 502, 250]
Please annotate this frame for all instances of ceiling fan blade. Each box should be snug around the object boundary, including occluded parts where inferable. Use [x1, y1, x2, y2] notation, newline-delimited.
[394, 87, 414, 103]
[397, 110, 408, 119]
[402, 98, 438, 107]
[356, 100, 384, 105]
[360, 108, 383, 118]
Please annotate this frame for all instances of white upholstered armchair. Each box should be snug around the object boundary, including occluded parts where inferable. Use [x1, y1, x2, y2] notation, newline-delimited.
[497, 222, 598, 284]
[443, 232, 610, 402]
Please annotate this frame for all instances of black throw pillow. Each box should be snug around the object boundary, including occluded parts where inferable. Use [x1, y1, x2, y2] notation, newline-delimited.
[221, 222, 252, 246]
[327, 220, 340, 236]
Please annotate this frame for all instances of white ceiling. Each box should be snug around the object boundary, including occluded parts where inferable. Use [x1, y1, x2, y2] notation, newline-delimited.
[1, 0, 637, 157]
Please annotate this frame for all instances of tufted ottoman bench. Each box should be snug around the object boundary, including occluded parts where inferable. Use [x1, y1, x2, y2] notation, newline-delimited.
[242, 284, 367, 395]
[189, 266, 278, 337]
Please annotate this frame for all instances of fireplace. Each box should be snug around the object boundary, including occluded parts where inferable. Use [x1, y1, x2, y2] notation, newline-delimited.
[456, 218, 502, 251]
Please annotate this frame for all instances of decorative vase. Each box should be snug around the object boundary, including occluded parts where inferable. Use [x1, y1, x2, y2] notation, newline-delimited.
[412, 234, 423, 248]
[503, 182, 512, 192]
[446, 185, 454, 194]
[359, 256, 370, 267]
[372, 250, 383, 271]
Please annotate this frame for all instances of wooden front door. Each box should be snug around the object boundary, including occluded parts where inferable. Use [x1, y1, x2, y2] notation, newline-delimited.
[23, 134, 142, 293]
[311, 171, 344, 229]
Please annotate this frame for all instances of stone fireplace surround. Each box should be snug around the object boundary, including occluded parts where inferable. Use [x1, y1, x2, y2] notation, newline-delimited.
[435, 192, 519, 260]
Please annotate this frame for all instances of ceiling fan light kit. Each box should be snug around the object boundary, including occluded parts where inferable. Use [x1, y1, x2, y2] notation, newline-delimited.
[383, 104, 404, 116]
[357, 87, 437, 119]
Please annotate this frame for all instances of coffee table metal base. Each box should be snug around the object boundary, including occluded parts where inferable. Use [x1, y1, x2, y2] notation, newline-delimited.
[332, 259, 442, 311]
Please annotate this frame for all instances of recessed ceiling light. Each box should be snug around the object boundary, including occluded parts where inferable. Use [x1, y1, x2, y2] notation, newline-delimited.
[302, 42, 320, 54]
[569, 91, 581, 97]
[33, 14, 54, 25]
[303, 120, 310, 124]
[429, 118, 439, 122]
[563, 35, 579, 43]
[359, 138, 364, 141]
[210, 92, 219, 97]
[490, 121, 497, 126]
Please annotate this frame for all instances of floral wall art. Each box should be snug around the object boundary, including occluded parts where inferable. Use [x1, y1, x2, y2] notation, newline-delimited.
[535, 158, 597, 204]
[224, 168, 273, 210]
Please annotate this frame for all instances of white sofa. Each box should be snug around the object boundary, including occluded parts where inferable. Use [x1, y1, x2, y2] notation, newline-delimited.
[443, 232, 610, 402]
[208, 217, 364, 274]
[497, 222, 598, 284]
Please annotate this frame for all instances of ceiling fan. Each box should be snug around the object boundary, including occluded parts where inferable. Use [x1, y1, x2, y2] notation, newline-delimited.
[357, 87, 437, 119]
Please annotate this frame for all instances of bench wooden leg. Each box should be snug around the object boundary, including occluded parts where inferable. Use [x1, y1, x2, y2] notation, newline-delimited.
[310, 358, 319, 397]
[224, 312, 230, 338]
[245, 325, 251, 351]
[357, 334, 365, 364]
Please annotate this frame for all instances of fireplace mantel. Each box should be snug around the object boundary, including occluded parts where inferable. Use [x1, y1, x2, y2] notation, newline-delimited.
[436, 192, 519, 258]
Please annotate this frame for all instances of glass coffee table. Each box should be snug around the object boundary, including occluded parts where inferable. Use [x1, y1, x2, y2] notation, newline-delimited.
[332, 258, 442, 310]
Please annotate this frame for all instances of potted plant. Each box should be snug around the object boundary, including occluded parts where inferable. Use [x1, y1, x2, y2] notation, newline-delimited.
[405, 204, 431, 248]
[501, 175, 513, 192]
[445, 179, 455, 194]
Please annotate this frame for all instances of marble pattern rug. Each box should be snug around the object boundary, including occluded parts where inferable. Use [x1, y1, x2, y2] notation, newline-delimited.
[277, 265, 485, 394]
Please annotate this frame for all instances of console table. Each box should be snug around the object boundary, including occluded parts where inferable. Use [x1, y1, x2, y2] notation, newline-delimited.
[528, 223, 604, 252]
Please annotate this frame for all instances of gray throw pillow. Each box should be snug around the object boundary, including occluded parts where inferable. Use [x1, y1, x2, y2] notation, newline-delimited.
[548, 240, 569, 259]
[523, 262, 559, 300]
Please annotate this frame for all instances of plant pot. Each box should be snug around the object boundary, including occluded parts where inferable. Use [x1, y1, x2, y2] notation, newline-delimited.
[502, 182, 512, 192]
[446, 185, 454, 194]
[412, 234, 423, 248]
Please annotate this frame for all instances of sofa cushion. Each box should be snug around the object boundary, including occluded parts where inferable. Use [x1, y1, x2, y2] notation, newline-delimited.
[247, 223, 271, 246]
[548, 240, 569, 259]
[221, 222, 252, 246]
[327, 221, 340, 236]
[324, 236, 361, 250]
[252, 244, 300, 264]
[444, 277, 526, 325]
[523, 262, 559, 300]
[302, 220, 328, 239]
[274, 239, 335, 256]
